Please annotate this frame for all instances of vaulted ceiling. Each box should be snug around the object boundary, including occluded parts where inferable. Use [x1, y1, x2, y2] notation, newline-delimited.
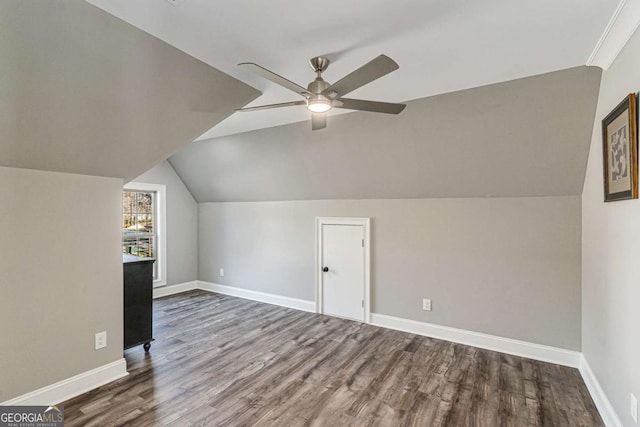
[0, 0, 259, 180]
[2, 1, 624, 201]
[87, 0, 618, 139]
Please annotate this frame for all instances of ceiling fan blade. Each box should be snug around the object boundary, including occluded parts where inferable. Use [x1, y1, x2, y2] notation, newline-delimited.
[335, 98, 406, 114]
[239, 63, 309, 96]
[236, 100, 306, 112]
[311, 112, 327, 130]
[323, 55, 399, 98]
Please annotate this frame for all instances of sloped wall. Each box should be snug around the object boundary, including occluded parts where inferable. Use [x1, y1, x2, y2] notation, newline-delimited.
[0, 0, 259, 181]
[171, 66, 600, 202]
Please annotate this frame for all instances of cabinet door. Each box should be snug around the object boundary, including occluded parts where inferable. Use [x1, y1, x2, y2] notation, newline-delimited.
[124, 262, 153, 348]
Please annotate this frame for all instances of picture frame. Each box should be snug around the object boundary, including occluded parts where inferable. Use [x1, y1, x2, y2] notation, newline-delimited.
[602, 93, 638, 202]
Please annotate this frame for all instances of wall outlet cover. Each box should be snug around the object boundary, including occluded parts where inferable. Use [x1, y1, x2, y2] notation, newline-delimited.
[95, 331, 107, 350]
[422, 298, 432, 311]
[219, 268, 225, 277]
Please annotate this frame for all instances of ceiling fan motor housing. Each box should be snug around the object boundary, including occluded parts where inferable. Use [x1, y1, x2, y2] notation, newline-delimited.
[307, 76, 329, 95]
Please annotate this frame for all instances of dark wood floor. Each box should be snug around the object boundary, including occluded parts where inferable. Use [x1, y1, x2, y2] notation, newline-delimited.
[63, 291, 603, 426]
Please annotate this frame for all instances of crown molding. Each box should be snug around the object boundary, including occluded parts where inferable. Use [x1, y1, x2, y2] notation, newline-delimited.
[587, 0, 640, 70]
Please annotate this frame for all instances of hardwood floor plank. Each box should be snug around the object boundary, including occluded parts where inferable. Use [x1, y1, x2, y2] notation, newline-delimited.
[62, 291, 604, 426]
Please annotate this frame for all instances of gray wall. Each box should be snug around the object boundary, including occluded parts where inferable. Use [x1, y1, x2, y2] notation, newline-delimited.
[0, 167, 123, 402]
[582, 26, 640, 426]
[199, 196, 581, 350]
[133, 161, 198, 286]
[171, 66, 601, 203]
[0, 0, 259, 181]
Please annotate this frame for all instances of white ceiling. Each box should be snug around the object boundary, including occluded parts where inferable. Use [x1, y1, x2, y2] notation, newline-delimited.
[86, 0, 619, 139]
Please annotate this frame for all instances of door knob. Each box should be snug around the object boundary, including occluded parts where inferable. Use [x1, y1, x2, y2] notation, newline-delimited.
[322, 266, 329, 272]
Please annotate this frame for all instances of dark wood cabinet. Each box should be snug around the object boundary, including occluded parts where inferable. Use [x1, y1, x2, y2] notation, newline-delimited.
[123, 254, 155, 351]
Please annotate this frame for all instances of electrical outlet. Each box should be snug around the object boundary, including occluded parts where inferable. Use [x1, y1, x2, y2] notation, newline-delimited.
[631, 393, 638, 423]
[422, 298, 432, 311]
[95, 331, 107, 350]
[219, 268, 225, 277]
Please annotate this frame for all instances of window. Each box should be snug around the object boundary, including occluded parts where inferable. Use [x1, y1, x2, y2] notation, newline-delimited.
[123, 190, 156, 258]
[123, 182, 166, 286]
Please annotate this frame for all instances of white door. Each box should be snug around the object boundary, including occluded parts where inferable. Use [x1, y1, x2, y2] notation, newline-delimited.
[321, 224, 365, 321]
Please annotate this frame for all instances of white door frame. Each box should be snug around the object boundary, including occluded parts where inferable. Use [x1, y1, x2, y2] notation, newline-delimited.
[315, 217, 371, 323]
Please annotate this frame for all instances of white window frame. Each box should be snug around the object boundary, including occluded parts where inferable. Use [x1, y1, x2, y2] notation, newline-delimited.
[123, 182, 167, 288]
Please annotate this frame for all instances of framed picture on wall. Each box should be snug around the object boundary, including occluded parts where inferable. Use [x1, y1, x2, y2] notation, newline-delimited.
[602, 93, 638, 202]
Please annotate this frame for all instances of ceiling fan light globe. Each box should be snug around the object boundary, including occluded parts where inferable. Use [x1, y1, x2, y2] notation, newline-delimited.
[307, 94, 332, 113]
[307, 102, 332, 113]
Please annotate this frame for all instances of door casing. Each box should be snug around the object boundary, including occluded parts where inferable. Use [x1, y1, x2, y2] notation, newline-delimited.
[315, 217, 371, 323]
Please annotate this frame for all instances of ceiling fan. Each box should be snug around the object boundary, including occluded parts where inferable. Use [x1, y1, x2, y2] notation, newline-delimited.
[236, 55, 406, 130]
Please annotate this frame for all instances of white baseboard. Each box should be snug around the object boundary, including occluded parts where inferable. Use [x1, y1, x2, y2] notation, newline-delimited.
[153, 281, 198, 299]
[579, 355, 623, 427]
[370, 313, 581, 368]
[197, 281, 316, 313]
[193, 283, 579, 368]
[151, 280, 316, 315]
[1, 358, 128, 406]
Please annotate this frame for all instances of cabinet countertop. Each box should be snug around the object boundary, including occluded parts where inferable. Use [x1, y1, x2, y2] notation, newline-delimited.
[123, 254, 155, 264]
